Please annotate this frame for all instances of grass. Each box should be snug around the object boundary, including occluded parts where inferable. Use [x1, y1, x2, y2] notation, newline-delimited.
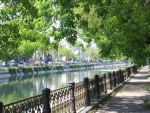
[0, 67, 8, 70]
[147, 75, 150, 80]
[146, 75, 150, 91]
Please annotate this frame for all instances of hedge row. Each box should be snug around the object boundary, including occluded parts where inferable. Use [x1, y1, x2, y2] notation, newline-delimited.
[8, 63, 95, 75]
[70, 63, 95, 68]
[8, 65, 53, 75]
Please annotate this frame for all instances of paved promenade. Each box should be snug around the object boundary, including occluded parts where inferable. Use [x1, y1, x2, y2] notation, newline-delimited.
[94, 66, 150, 113]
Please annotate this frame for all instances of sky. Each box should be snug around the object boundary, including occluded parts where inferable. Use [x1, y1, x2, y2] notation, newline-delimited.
[0, 2, 4, 10]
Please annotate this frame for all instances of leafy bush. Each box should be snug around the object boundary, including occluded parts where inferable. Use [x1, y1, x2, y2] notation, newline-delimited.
[42, 65, 51, 71]
[70, 64, 74, 68]
[9, 68, 17, 76]
[143, 99, 150, 109]
[56, 65, 64, 71]
[34, 67, 42, 73]
[19, 67, 33, 75]
[146, 82, 150, 91]
[70, 64, 83, 68]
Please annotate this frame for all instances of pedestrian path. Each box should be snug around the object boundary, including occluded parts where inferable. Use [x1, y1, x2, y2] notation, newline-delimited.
[94, 66, 150, 113]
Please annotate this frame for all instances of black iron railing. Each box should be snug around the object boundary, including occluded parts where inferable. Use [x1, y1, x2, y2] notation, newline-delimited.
[0, 65, 137, 113]
[3, 94, 43, 112]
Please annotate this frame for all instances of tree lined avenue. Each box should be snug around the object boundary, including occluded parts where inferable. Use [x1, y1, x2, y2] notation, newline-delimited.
[0, 0, 150, 66]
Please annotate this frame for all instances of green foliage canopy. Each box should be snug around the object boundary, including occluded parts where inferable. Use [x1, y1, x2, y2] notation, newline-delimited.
[58, 46, 76, 60]
[74, 0, 150, 66]
[1, 0, 150, 66]
[1, 0, 54, 60]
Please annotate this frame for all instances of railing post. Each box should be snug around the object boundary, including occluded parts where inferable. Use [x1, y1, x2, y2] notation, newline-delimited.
[94, 75, 100, 99]
[108, 72, 112, 90]
[125, 69, 128, 80]
[42, 88, 51, 113]
[127, 68, 130, 77]
[84, 77, 90, 105]
[119, 70, 122, 83]
[122, 70, 124, 82]
[69, 82, 76, 113]
[129, 67, 131, 77]
[117, 71, 120, 85]
[122, 70, 125, 82]
[113, 71, 116, 87]
[103, 74, 107, 93]
[0, 101, 3, 113]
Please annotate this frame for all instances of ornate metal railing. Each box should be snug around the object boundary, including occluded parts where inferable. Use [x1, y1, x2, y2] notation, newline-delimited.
[3, 94, 43, 113]
[89, 78, 96, 100]
[50, 86, 71, 113]
[98, 76, 104, 94]
[0, 65, 137, 113]
[74, 81, 85, 110]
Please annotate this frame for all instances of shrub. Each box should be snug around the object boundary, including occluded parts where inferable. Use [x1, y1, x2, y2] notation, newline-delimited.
[143, 99, 150, 109]
[56, 65, 64, 71]
[34, 67, 42, 73]
[9, 68, 17, 76]
[19, 67, 33, 75]
[70, 64, 74, 68]
[42, 65, 50, 71]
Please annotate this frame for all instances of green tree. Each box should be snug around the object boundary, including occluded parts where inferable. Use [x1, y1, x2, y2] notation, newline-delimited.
[1, 0, 150, 66]
[87, 48, 100, 61]
[58, 46, 76, 61]
[1, 0, 54, 61]
[45, 54, 52, 63]
[73, 0, 150, 66]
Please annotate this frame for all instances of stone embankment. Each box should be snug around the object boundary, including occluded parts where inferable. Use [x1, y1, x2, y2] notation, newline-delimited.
[0, 63, 129, 82]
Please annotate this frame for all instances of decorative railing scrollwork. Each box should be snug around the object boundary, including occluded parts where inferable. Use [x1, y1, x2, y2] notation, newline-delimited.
[89, 78, 96, 100]
[3, 94, 43, 113]
[98, 76, 104, 93]
[51, 86, 71, 113]
[74, 81, 85, 110]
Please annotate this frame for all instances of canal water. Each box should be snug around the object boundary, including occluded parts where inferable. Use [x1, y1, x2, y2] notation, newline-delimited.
[0, 64, 129, 105]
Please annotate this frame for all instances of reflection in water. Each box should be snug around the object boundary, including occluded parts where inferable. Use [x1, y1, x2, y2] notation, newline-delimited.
[0, 65, 128, 105]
